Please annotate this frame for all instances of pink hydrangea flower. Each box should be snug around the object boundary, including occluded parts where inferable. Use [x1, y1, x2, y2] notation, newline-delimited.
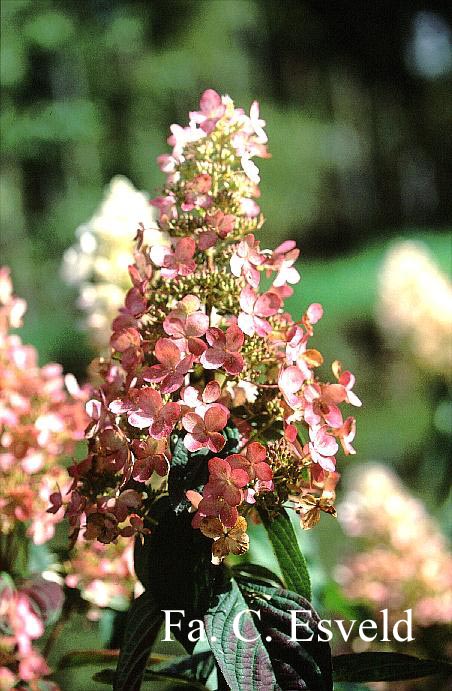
[238, 285, 281, 336]
[203, 457, 249, 506]
[182, 404, 229, 452]
[308, 426, 338, 472]
[200, 325, 244, 375]
[110, 387, 180, 438]
[163, 295, 209, 356]
[143, 338, 194, 393]
[150, 237, 196, 278]
[189, 88, 226, 133]
[227, 442, 273, 482]
[230, 234, 265, 288]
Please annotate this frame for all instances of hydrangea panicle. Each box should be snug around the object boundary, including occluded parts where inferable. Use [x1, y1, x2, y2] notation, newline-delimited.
[63, 90, 360, 563]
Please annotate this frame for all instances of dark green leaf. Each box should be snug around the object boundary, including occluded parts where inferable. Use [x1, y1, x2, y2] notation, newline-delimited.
[204, 578, 278, 691]
[146, 509, 226, 653]
[232, 562, 285, 588]
[260, 508, 311, 601]
[151, 651, 215, 684]
[57, 649, 119, 670]
[113, 590, 163, 691]
[238, 580, 333, 691]
[333, 652, 452, 683]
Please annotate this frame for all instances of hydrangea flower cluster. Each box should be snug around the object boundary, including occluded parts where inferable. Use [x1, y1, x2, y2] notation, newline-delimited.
[62, 176, 166, 348]
[65, 537, 139, 619]
[0, 574, 63, 691]
[0, 268, 87, 548]
[377, 240, 452, 376]
[336, 464, 452, 629]
[63, 90, 360, 561]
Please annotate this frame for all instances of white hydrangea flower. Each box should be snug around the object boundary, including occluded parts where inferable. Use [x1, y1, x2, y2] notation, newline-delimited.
[377, 240, 452, 376]
[62, 176, 169, 348]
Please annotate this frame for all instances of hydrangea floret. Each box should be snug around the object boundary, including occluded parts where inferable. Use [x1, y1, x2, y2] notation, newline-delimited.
[62, 90, 361, 563]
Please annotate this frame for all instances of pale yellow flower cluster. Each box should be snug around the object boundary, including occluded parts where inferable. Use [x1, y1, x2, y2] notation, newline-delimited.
[336, 464, 452, 629]
[62, 176, 168, 348]
[377, 240, 452, 376]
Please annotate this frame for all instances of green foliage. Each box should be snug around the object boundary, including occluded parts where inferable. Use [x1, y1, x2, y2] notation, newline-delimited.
[204, 579, 278, 691]
[332, 652, 452, 683]
[260, 507, 312, 601]
[113, 590, 163, 691]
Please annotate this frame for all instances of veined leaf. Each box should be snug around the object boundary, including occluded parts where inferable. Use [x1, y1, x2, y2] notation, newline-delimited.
[231, 562, 285, 588]
[238, 580, 333, 691]
[260, 508, 311, 601]
[146, 508, 224, 653]
[113, 590, 163, 691]
[333, 652, 452, 683]
[151, 650, 215, 684]
[204, 578, 278, 691]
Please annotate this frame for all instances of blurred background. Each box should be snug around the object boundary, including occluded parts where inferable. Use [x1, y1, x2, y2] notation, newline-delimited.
[1, 1, 451, 688]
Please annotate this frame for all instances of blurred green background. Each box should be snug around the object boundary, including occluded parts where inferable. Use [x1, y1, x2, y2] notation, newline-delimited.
[1, 1, 451, 687]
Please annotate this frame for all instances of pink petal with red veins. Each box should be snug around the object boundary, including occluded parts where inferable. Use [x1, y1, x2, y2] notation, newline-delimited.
[256, 462, 273, 481]
[184, 433, 204, 451]
[223, 351, 244, 375]
[186, 312, 209, 337]
[206, 327, 225, 347]
[247, 442, 267, 464]
[207, 432, 226, 453]
[239, 285, 257, 313]
[175, 237, 196, 261]
[255, 292, 281, 317]
[237, 312, 256, 336]
[205, 405, 228, 432]
[163, 316, 185, 337]
[198, 230, 217, 250]
[178, 259, 196, 276]
[142, 364, 167, 382]
[306, 303, 323, 324]
[323, 405, 343, 428]
[220, 504, 238, 528]
[188, 337, 207, 356]
[138, 388, 163, 415]
[208, 456, 230, 476]
[110, 327, 141, 352]
[182, 412, 203, 433]
[279, 366, 305, 395]
[203, 381, 221, 403]
[200, 348, 225, 369]
[155, 338, 182, 367]
[230, 468, 249, 487]
[225, 325, 244, 351]
[175, 354, 194, 375]
[222, 484, 243, 506]
[254, 316, 272, 336]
